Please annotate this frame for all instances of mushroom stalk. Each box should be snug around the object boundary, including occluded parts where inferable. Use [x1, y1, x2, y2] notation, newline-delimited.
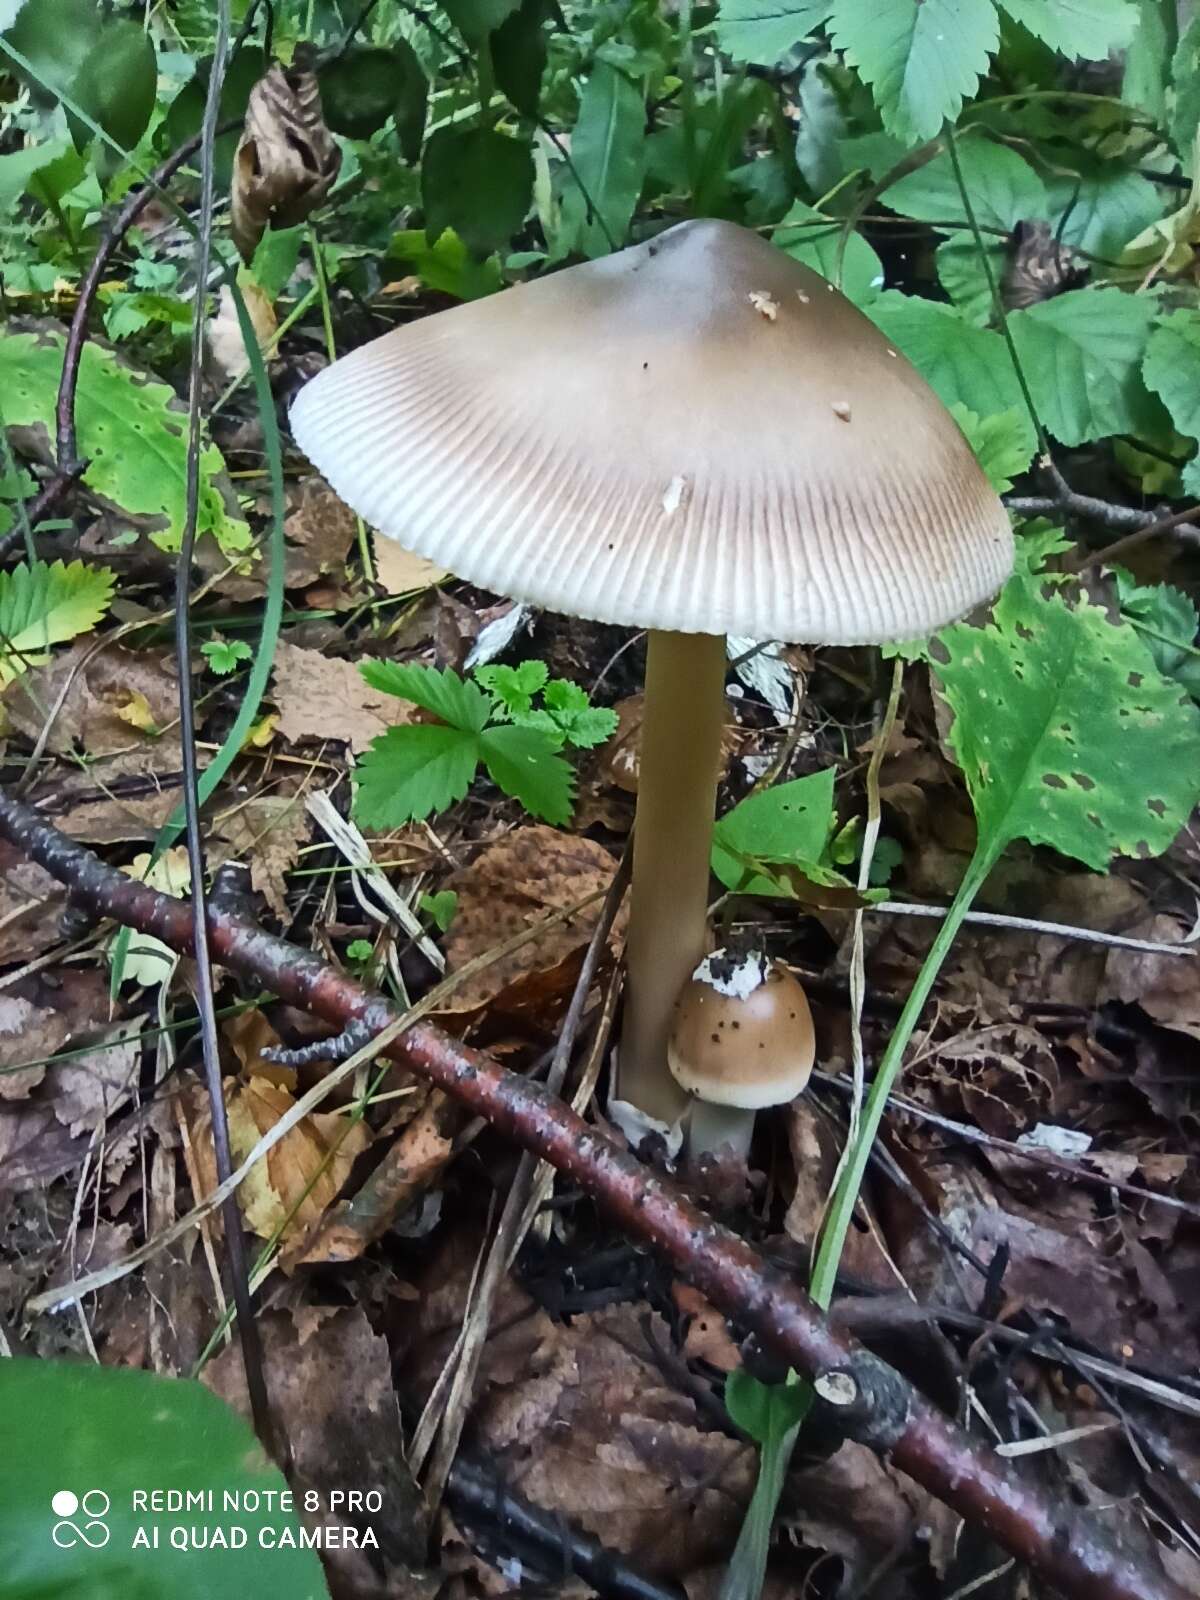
[618, 629, 727, 1124]
[686, 1101, 756, 1162]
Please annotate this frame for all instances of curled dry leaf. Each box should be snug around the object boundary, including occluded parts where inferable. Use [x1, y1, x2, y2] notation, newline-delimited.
[439, 825, 625, 1015]
[230, 65, 341, 262]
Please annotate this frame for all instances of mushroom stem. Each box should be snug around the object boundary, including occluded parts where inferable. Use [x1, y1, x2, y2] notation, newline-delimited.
[618, 628, 727, 1124]
[686, 1100, 756, 1163]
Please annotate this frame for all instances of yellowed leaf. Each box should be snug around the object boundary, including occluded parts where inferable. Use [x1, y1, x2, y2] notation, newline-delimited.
[227, 1076, 369, 1240]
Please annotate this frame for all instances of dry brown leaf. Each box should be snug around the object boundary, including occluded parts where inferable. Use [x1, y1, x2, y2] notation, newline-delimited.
[272, 638, 416, 754]
[207, 280, 277, 383]
[230, 66, 340, 261]
[226, 1076, 370, 1240]
[49, 1019, 142, 1137]
[283, 477, 358, 587]
[0, 844, 65, 963]
[439, 826, 624, 1015]
[780, 1442, 918, 1589]
[5, 641, 187, 757]
[373, 537, 449, 596]
[0, 995, 62, 1097]
[1102, 914, 1200, 1039]
[672, 1283, 740, 1372]
[214, 793, 310, 919]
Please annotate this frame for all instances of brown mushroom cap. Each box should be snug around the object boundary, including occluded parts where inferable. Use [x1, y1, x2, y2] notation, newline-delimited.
[290, 219, 1011, 644]
[668, 951, 815, 1110]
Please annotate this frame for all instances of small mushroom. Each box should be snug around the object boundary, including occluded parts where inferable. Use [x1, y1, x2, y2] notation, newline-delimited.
[668, 948, 814, 1160]
[289, 219, 1012, 1127]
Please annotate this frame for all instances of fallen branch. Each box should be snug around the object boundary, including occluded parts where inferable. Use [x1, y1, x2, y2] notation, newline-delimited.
[0, 785, 1185, 1600]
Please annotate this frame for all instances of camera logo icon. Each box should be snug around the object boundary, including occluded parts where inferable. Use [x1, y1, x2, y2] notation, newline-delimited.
[51, 1490, 111, 1549]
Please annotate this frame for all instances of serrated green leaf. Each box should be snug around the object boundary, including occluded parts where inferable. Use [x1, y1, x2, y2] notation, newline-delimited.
[1046, 167, 1165, 259]
[936, 577, 1200, 870]
[358, 661, 492, 732]
[1008, 287, 1159, 446]
[477, 659, 548, 714]
[479, 723, 575, 823]
[997, 0, 1137, 60]
[866, 293, 1036, 454]
[1143, 309, 1200, 441]
[68, 19, 156, 152]
[1172, 14, 1200, 158]
[950, 404, 1036, 494]
[935, 232, 1002, 324]
[1, 327, 250, 555]
[201, 638, 253, 676]
[557, 61, 646, 260]
[1123, 0, 1170, 124]
[827, 0, 999, 144]
[711, 768, 837, 893]
[353, 724, 482, 826]
[388, 228, 503, 300]
[0, 559, 114, 685]
[542, 677, 587, 713]
[0, 1361, 327, 1600]
[554, 704, 619, 749]
[887, 137, 1046, 233]
[715, 0, 833, 64]
[1114, 568, 1200, 697]
[772, 202, 884, 303]
[422, 127, 533, 258]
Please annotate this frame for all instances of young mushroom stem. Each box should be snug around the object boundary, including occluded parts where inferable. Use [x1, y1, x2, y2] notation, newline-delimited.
[686, 1100, 757, 1162]
[618, 629, 728, 1124]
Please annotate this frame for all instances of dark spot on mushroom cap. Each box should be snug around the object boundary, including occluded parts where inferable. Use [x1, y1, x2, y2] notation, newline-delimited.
[711, 1032, 720, 1044]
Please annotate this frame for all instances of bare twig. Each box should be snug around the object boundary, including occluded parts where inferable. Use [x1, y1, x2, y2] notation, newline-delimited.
[871, 899, 1194, 957]
[0, 786, 1186, 1600]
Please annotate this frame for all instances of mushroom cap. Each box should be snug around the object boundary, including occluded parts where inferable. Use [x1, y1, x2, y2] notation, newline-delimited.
[290, 218, 1012, 643]
[668, 951, 815, 1110]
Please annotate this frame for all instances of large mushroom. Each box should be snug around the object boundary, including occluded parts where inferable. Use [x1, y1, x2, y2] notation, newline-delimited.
[290, 219, 1012, 1129]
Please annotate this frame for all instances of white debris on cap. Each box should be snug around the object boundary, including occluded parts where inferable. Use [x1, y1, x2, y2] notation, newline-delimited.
[691, 949, 769, 1000]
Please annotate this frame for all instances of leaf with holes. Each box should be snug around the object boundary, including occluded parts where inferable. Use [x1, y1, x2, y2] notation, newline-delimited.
[2, 326, 250, 555]
[711, 768, 837, 893]
[827, 0, 999, 144]
[935, 575, 1200, 871]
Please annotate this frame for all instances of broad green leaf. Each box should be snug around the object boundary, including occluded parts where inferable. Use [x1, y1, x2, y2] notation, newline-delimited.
[358, 661, 492, 732]
[558, 61, 646, 260]
[252, 226, 305, 301]
[1122, 0, 1169, 124]
[935, 232, 1002, 325]
[0, 1360, 328, 1600]
[724, 1368, 808, 1442]
[320, 43, 427, 160]
[1008, 287, 1159, 446]
[1143, 309, 1200, 441]
[2, 0, 100, 101]
[0, 559, 114, 685]
[353, 723, 482, 826]
[886, 137, 1046, 233]
[1172, 14, 1200, 158]
[440, 0, 521, 42]
[0, 137, 69, 211]
[950, 404, 1037, 493]
[866, 292, 1036, 454]
[936, 576, 1200, 870]
[997, 0, 1138, 60]
[711, 768, 837, 892]
[422, 127, 533, 258]
[772, 202, 883, 303]
[389, 229, 501, 300]
[68, 20, 156, 152]
[715, 0, 833, 65]
[1046, 168, 1165, 258]
[827, 0, 999, 144]
[479, 723, 575, 823]
[493, 0, 553, 115]
[2, 328, 250, 555]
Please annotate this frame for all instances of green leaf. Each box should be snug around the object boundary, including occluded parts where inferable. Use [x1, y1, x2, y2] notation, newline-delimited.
[887, 137, 1046, 233]
[493, 0, 553, 116]
[1046, 167, 1165, 258]
[358, 661, 492, 732]
[2, 0, 101, 102]
[68, 19, 156, 152]
[866, 292, 1036, 454]
[935, 232, 1002, 325]
[0, 137, 70, 211]
[479, 723, 575, 823]
[476, 659, 548, 714]
[711, 768, 837, 892]
[0, 1360, 328, 1600]
[1172, 14, 1200, 158]
[541, 678, 619, 747]
[201, 638, 253, 676]
[0, 559, 114, 685]
[1114, 569, 1200, 699]
[772, 202, 884, 303]
[1, 327, 250, 555]
[557, 61, 646, 259]
[950, 404, 1037, 493]
[997, 0, 1138, 60]
[251, 225, 305, 301]
[388, 228, 503, 300]
[827, 0, 999, 144]
[715, 0, 833, 64]
[1122, 0, 1170, 125]
[724, 1368, 809, 1442]
[1008, 287, 1159, 446]
[936, 576, 1200, 870]
[1143, 309, 1200, 441]
[440, 0, 522, 42]
[422, 127, 533, 258]
[353, 723, 482, 826]
[320, 43, 427, 160]
[420, 889, 459, 932]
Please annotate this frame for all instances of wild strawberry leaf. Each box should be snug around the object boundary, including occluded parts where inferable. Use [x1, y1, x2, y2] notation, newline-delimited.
[0, 558, 115, 686]
[479, 724, 575, 824]
[359, 661, 492, 732]
[353, 724, 482, 827]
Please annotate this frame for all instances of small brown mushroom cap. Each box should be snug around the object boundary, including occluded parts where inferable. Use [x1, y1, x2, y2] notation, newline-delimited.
[668, 951, 815, 1110]
[290, 217, 1012, 644]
